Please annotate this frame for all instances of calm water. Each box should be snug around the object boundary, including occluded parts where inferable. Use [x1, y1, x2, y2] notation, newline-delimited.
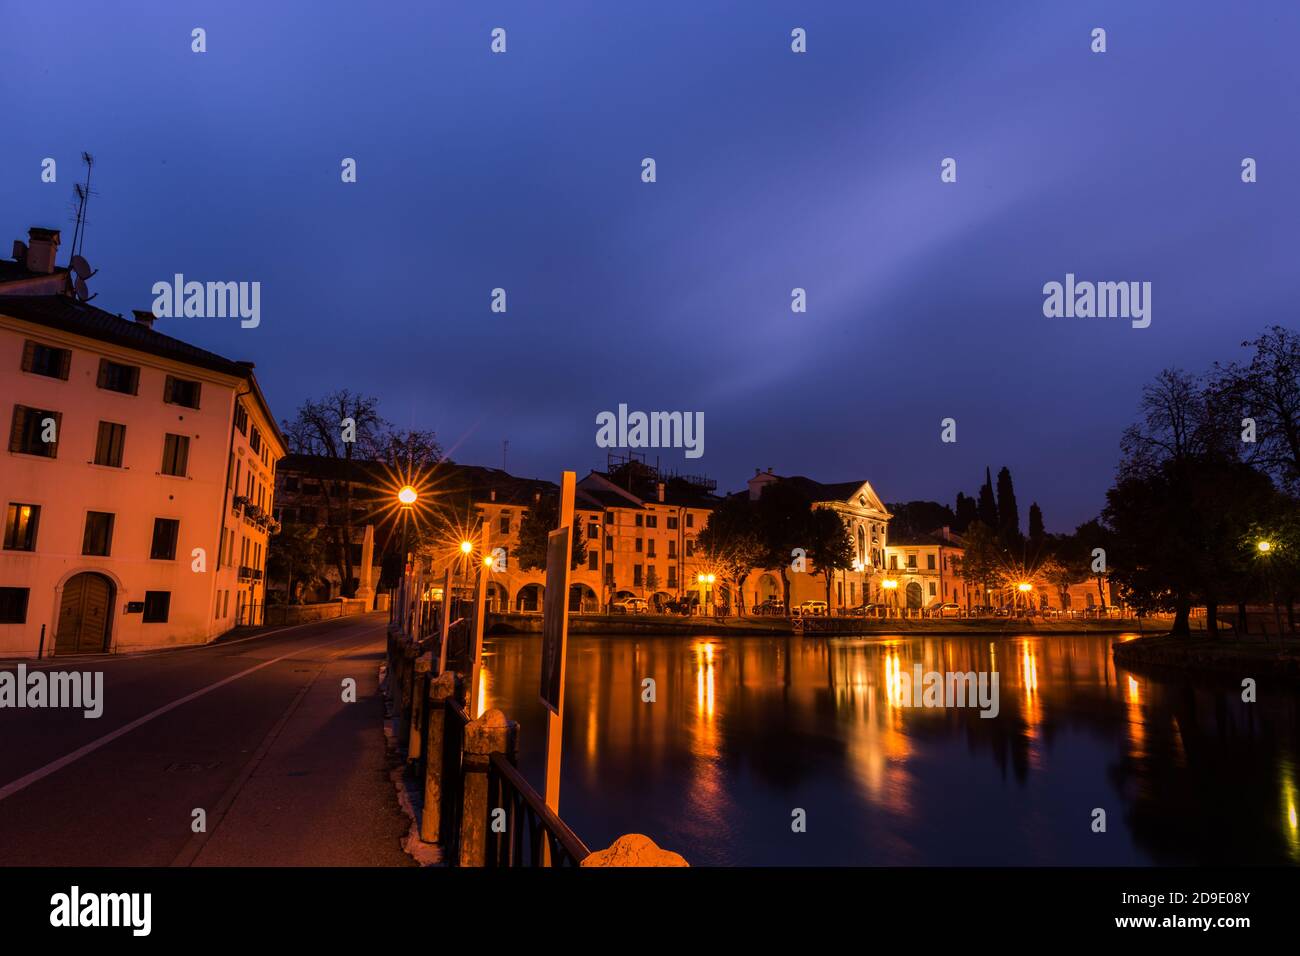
[478, 633, 1300, 866]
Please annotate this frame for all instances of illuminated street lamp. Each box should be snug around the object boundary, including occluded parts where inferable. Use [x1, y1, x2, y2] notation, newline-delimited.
[1256, 539, 1283, 639]
[881, 578, 898, 617]
[397, 485, 418, 507]
[1258, 540, 1272, 554]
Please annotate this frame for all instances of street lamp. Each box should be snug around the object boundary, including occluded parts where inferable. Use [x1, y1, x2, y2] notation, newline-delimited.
[397, 485, 418, 507]
[1257, 539, 1283, 639]
[881, 578, 898, 617]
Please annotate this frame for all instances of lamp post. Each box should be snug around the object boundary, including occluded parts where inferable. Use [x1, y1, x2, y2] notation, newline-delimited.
[397, 485, 417, 637]
[1017, 581, 1033, 613]
[881, 578, 898, 618]
[1258, 540, 1282, 640]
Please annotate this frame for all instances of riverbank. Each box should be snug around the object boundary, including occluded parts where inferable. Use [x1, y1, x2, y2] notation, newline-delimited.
[1113, 633, 1300, 681]
[488, 612, 1143, 637]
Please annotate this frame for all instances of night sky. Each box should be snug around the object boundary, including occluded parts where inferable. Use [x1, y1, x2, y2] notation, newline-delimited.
[3, 1, 1297, 531]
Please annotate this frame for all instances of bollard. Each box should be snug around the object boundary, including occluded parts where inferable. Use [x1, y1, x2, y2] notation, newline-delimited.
[421, 671, 461, 843]
[407, 653, 432, 764]
[580, 833, 689, 867]
[458, 708, 518, 867]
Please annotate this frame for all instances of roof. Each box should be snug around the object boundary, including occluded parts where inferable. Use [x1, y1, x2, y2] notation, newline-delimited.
[0, 293, 284, 449]
[887, 530, 966, 549]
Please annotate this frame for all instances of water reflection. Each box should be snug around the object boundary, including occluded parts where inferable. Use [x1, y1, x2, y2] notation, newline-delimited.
[479, 632, 1300, 865]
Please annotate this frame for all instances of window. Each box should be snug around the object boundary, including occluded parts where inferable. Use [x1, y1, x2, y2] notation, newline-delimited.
[667, 516, 678, 530]
[604, 565, 614, 585]
[668, 540, 677, 558]
[143, 591, 171, 623]
[150, 518, 180, 560]
[686, 514, 694, 528]
[250, 426, 262, 454]
[907, 554, 917, 568]
[83, 511, 115, 556]
[96, 359, 139, 395]
[161, 433, 190, 476]
[234, 402, 249, 435]
[927, 554, 936, 570]
[929, 583, 937, 596]
[668, 568, 677, 588]
[633, 565, 643, 586]
[889, 554, 898, 570]
[499, 513, 510, 535]
[635, 514, 643, 527]
[646, 515, 657, 529]
[587, 523, 598, 540]
[3, 503, 40, 551]
[588, 551, 598, 571]
[164, 375, 201, 409]
[94, 421, 126, 467]
[604, 535, 613, 551]
[21, 340, 71, 379]
[647, 540, 656, 558]
[685, 540, 695, 557]
[8, 405, 61, 457]
[635, 538, 643, 553]
[0, 587, 30, 623]
[604, 512, 613, 524]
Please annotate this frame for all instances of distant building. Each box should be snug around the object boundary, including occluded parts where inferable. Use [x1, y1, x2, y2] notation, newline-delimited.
[883, 528, 972, 610]
[0, 228, 283, 656]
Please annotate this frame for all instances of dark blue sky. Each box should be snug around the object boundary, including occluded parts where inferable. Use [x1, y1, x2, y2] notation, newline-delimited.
[4, 1, 1297, 530]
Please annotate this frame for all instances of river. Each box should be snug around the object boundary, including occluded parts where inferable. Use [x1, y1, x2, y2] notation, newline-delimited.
[476, 632, 1300, 866]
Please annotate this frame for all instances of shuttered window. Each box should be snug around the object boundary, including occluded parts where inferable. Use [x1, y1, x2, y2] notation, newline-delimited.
[82, 511, 114, 556]
[164, 375, 201, 409]
[94, 421, 126, 467]
[150, 518, 180, 560]
[143, 591, 171, 623]
[161, 433, 190, 476]
[97, 359, 140, 394]
[8, 405, 61, 457]
[21, 340, 71, 379]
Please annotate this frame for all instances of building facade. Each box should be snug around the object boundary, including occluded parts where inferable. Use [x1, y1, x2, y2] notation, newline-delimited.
[0, 228, 283, 656]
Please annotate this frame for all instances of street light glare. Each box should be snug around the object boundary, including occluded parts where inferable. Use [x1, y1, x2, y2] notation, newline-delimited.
[1018, 582, 1033, 592]
[460, 540, 474, 555]
[397, 485, 418, 506]
[1258, 540, 1273, 553]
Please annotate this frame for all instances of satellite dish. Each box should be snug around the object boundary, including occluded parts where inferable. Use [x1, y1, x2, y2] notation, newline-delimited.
[74, 275, 89, 299]
[71, 255, 94, 279]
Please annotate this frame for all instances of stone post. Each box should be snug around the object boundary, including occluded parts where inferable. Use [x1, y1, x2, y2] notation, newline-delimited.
[421, 671, 461, 843]
[580, 833, 689, 867]
[356, 524, 376, 609]
[458, 708, 518, 867]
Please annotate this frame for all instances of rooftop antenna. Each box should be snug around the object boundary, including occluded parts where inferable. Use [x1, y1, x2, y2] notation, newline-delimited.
[68, 152, 95, 260]
[502, 439, 509, 472]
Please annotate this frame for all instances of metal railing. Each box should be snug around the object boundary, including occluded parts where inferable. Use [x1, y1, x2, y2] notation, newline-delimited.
[486, 754, 590, 867]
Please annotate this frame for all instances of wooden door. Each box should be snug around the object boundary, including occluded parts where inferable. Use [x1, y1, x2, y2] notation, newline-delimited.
[56, 573, 112, 654]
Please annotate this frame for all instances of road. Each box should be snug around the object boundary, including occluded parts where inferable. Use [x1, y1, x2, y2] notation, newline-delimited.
[0, 613, 414, 866]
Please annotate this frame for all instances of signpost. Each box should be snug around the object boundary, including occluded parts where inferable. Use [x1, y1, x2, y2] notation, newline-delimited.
[541, 471, 575, 819]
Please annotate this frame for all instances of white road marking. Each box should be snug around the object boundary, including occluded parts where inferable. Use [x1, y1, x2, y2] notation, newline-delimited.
[0, 622, 381, 803]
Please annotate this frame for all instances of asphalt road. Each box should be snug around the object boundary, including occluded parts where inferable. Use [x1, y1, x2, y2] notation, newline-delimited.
[0, 613, 414, 866]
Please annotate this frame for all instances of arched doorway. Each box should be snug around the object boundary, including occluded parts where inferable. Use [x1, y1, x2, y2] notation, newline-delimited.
[515, 583, 544, 612]
[905, 581, 923, 611]
[485, 582, 508, 612]
[56, 572, 114, 654]
[569, 584, 598, 613]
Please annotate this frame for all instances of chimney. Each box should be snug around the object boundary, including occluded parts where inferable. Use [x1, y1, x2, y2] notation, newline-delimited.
[132, 309, 158, 330]
[657, 482, 665, 503]
[490, 489, 497, 502]
[25, 228, 60, 274]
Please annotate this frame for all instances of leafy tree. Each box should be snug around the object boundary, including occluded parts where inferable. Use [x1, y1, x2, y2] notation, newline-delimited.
[755, 481, 813, 608]
[697, 495, 766, 614]
[958, 520, 1006, 606]
[885, 500, 957, 540]
[806, 507, 856, 607]
[1027, 502, 1046, 553]
[953, 492, 979, 533]
[515, 495, 587, 571]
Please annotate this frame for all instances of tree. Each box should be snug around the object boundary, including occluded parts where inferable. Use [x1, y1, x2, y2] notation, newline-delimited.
[996, 466, 1022, 552]
[977, 468, 998, 529]
[953, 492, 979, 533]
[885, 500, 957, 540]
[266, 522, 327, 605]
[515, 496, 587, 571]
[755, 481, 813, 608]
[697, 495, 766, 614]
[281, 390, 387, 596]
[806, 507, 856, 607]
[1212, 325, 1300, 492]
[958, 521, 1006, 606]
[1027, 502, 1046, 553]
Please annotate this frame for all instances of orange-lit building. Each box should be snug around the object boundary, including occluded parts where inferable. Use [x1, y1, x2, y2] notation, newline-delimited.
[0, 228, 283, 656]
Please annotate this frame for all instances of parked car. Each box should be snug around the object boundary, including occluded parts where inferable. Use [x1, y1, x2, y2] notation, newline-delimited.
[754, 598, 786, 616]
[932, 603, 961, 618]
[611, 598, 648, 614]
[797, 600, 829, 617]
[847, 603, 883, 617]
[663, 598, 694, 615]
